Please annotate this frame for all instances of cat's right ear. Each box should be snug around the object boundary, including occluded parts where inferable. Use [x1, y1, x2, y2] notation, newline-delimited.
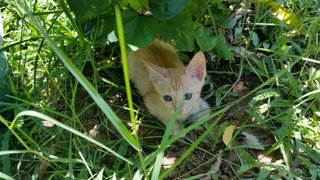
[144, 61, 168, 83]
[186, 52, 206, 81]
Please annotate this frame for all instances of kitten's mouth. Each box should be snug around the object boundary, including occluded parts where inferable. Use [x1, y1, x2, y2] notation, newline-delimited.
[173, 108, 183, 114]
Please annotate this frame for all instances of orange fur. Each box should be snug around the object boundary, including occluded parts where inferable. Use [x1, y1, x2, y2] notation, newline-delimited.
[128, 39, 210, 135]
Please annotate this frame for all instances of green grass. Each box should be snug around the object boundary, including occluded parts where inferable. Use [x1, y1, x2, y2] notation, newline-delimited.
[1, 0, 320, 179]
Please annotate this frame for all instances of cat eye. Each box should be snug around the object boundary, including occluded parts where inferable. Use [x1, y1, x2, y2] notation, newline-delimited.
[163, 95, 172, 101]
[184, 93, 192, 100]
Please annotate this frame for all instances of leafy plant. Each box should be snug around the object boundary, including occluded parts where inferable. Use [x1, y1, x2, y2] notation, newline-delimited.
[66, 0, 234, 59]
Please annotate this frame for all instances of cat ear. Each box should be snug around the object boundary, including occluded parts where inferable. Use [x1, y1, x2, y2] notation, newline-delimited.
[144, 61, 168, 83]
[186, 52, 206, 81]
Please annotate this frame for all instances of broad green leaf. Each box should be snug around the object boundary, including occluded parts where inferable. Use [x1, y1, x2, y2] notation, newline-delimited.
[187, 0, 207, 19]
[122, 10, 159, 48]
[129, 0, 148, 11]
[1, 132, 11, 176]
[210, 7, 227, 24]
[159, 12, 195, 51]
[66, 0, 115, 45]
[66, 0, 114, 23]
[83, 16, 116, 45]
[213, 34, 234, 60]
[0, 52, 11, 102]
[150, 0, 188, 21]
[194, 24, 217, 51]
[210, 7, 236, 29]
[0, 54, 8, 77]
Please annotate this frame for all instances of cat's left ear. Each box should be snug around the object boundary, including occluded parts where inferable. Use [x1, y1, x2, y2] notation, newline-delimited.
[186, 52, 206, 81]
[144, 61, 168, 83]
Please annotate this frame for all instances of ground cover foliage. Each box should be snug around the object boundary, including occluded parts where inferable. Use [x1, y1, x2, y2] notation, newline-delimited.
[0, 0, 320, 179]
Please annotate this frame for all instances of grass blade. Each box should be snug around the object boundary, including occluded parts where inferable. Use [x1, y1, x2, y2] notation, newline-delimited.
[114, 4, 146, 174]
[115, 5, 136, 133]
[10, 110, 133, 164]
[15, 0, 140, 151]
[151, 98, 185, 179]
[0, 150, 29, 156]
[159, 114, 222, 179]
[0, 171, 14, 180]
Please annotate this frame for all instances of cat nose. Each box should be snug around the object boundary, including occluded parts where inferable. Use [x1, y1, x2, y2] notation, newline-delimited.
[173, 103, 183, 114]
[173, 103, 178, 112]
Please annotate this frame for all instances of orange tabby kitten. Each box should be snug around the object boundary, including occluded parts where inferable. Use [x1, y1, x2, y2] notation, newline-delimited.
[128, 39, 210, 135]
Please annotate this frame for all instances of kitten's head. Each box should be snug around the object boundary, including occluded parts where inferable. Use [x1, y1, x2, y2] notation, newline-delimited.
[145, 52, 206, 118]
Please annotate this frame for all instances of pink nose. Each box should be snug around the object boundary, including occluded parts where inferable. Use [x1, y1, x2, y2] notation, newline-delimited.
[174, 103, 184, 114]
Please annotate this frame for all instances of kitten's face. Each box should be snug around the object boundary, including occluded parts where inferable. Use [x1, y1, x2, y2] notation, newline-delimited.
[154, 70, 204, 117]
[146, 52, 206, 118]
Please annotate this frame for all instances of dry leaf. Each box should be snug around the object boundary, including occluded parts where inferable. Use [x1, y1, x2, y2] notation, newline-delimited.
[214, 150, 223, 172]
[269, 2, 300, 27]
[223, 125, 236, 147]
[38, 159, 48, 179]
[88, 124, 98, 137]
[233, 81, 248, 95]
[42, 120, 55, 127]
[258, 154, 272, 163]
[251, 0, 300, 28]
[162, 156, 177, 169]
[200, 150, 223, 180]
